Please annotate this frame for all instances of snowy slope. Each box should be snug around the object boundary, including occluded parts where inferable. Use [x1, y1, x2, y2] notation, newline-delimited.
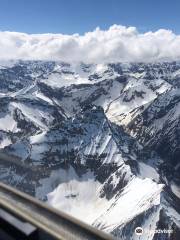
[0, 60, 179, 240]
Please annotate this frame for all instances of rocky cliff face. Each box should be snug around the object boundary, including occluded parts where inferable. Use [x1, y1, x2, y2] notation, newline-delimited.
[0, 60, 179, 239]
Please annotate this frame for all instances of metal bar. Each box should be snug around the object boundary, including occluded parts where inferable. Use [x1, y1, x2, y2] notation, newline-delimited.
[0, 182, 115, 240]
[0, 208, 37, 234]
[0, 208, 38, 240]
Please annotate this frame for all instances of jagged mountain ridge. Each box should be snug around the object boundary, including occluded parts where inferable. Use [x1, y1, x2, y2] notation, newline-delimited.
[0, 60, 179, 240]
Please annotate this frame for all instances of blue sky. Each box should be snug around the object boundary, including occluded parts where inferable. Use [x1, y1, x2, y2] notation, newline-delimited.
[0, 0, 179, 34]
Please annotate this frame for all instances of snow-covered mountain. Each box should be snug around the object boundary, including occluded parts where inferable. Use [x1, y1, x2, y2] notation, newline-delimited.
[0, 60, 179, 239]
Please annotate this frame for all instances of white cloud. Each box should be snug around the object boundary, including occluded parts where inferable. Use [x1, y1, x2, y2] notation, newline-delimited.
[0, 25, 180, 63]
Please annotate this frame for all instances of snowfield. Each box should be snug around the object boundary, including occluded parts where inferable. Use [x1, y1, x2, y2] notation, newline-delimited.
[0, 60, 179, 240]
[47, 172, 164, 233]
